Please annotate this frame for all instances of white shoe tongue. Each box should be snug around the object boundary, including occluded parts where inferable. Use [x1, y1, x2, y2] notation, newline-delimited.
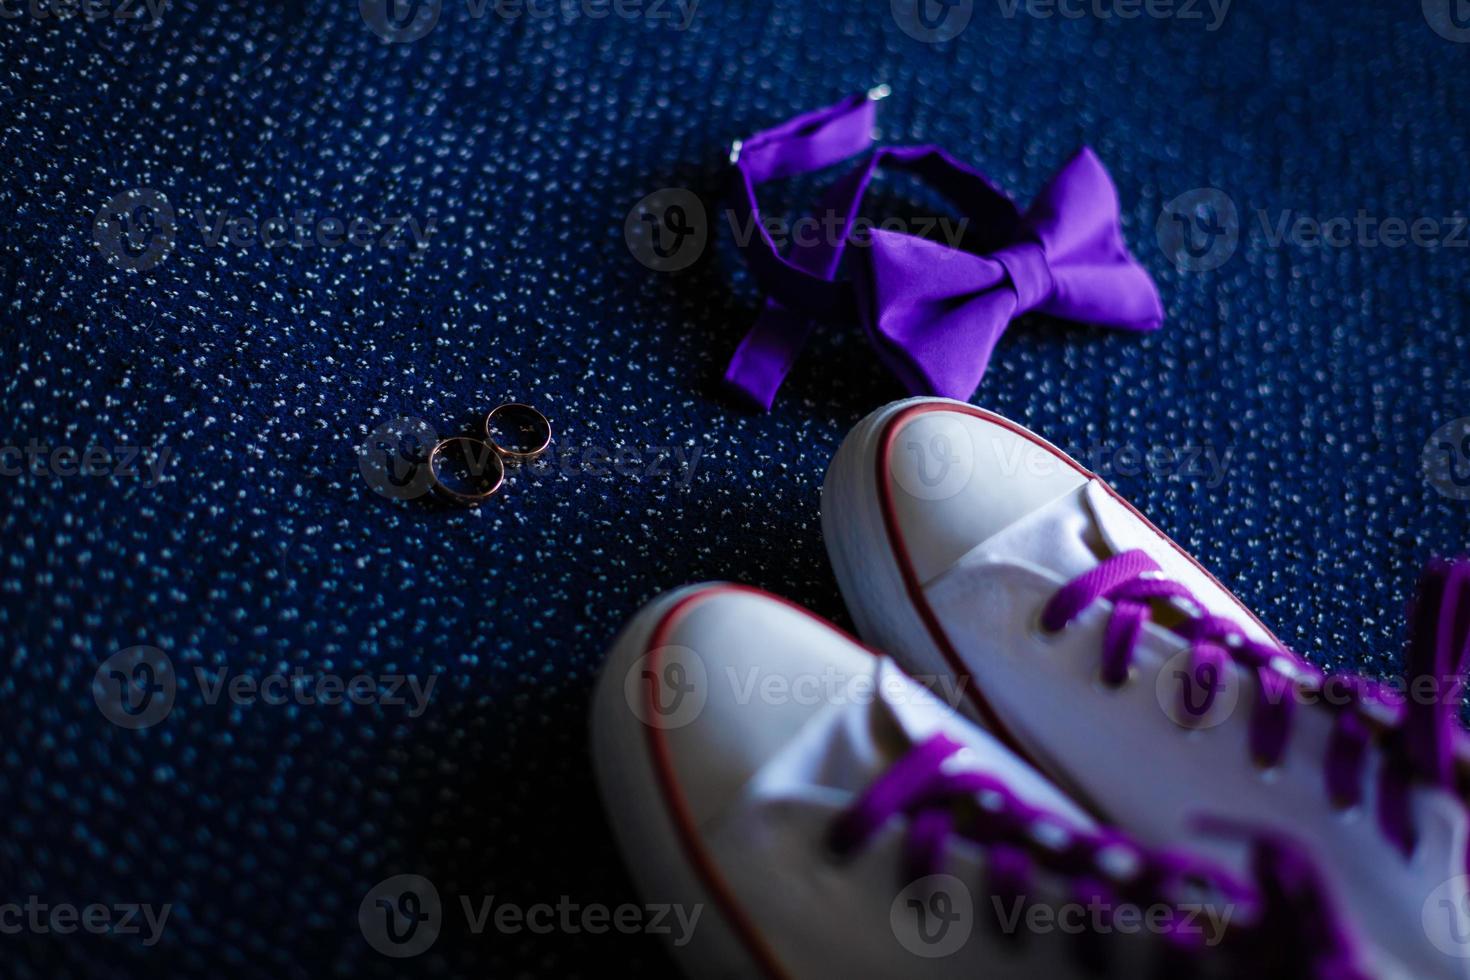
[929, 479, 1280, 648]
[772, 659, 1096, 827]
[931, 482, 1101, 589]
[759, 659, 959, 793]
[934, 477, 1204, 588]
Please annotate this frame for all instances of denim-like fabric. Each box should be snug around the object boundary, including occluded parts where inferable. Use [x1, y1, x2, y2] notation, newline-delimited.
[2, 1, 1469, 976]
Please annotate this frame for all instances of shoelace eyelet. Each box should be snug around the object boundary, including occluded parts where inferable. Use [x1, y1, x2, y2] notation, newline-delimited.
[1093, 664, 1138, 691]
[976, 788, 1006, 813]
[1094, 843, 1142, 882]
[821, 833, 855, 865]
[1029, 819, 1072, 852]
[1030, 605, 1065, 642]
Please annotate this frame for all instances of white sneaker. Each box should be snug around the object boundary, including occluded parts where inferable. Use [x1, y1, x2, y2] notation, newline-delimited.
[821, 396, 1470, 979]
[590, 583, 1367, 978]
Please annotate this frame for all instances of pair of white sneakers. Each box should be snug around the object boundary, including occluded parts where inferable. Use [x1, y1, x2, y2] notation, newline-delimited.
[591, 398, 1470, 979]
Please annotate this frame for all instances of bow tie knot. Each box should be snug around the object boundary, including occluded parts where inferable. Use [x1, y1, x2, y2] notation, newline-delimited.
[991, 240, 1055, 315]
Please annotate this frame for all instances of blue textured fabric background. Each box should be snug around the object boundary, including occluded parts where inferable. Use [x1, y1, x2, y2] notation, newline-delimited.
[3, 0, 1469, 976]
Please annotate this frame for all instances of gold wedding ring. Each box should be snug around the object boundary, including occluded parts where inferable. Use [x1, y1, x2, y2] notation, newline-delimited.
[484, 403, 552, 464]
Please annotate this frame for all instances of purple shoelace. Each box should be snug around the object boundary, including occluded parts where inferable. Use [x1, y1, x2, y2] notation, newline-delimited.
[828, 732, 1368, 977]
[1244, 832, 1372, 980]
[827, 732, 1237, 899]
[1042, 550, 1470, 856]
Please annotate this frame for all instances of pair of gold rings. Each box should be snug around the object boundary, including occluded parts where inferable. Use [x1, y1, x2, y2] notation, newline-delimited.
[429, 403, 552, 506]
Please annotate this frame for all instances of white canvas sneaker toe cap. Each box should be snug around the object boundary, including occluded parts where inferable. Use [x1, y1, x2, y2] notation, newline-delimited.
[829, 397, 1089, 586]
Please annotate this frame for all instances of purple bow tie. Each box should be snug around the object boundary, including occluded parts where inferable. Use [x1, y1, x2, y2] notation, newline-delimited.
[723, 90, 1165, 410]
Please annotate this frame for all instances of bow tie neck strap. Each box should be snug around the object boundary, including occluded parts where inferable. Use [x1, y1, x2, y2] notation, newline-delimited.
[723, 93, 1019, 409]
[733, 91, 880, 185]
